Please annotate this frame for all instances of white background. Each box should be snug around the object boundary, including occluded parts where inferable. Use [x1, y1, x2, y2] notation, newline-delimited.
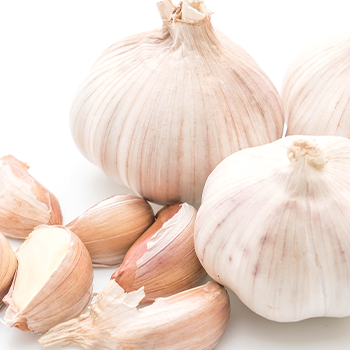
[1, 0, 350, 349]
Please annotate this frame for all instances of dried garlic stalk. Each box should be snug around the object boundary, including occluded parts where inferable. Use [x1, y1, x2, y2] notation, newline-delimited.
[3, 225, 93, 332]
[113, 203, 206, 303]
[70, 0, 284, 205]
[0, 155, 62, 239]
[39, 281, 230, 350]
[196, 135, 350, 322]
[67, 194, 154, 267]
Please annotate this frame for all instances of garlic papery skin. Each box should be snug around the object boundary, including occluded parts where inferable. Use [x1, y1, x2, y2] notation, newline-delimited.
[39, 280, 230, 350]
[112, 203, 206, 303]
[67, 194, 154, 267]
[3, 225, 93, 332]
[70, 0, 284, 205]
[195, 135, 350, 322]
[282, 33, 350, 137]
[0, 233, 17, 311]
[0, 155, 62, 239]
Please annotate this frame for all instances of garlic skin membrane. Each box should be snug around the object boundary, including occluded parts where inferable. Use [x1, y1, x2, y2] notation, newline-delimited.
[0, 155, 62, 239]
[195, 135, 350, 322]
[70, 0, 284, 205]
[0, 233, 17, 311]
[282, 33, 350, 137]
[67, 194, 154, 267]
[39, 281, 230, 350]
[3, 225, 93, 332]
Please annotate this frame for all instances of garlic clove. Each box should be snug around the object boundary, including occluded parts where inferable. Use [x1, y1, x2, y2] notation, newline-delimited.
[3, 225, 93, 332]
[112, 203, 207, 303]
[195, 135, 350, 322]
[39, 280, 230, 350]
[70, 0, 284, 205]
[282, 32, 350, 137]
[0, 233, 17, 311]
[0, 155, 62, 239]
[67, 194, 154, 267]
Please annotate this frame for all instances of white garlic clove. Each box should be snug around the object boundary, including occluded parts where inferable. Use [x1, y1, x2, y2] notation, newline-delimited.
[0, 155, 62, 239]
[67, 194, 154, 267]
[0, 232, 17, 311]
[112, 203, 207, 303]
[3, 225, 93, 332]
[195, 135, 350, 322]
[70, 0, 284, 205]
[39, 280, 230, 350]
[282, 32, 350, 137]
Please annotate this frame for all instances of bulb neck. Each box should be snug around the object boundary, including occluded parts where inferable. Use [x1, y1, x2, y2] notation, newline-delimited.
[157, 0, 220, 53]
[287, 140, 326, 170]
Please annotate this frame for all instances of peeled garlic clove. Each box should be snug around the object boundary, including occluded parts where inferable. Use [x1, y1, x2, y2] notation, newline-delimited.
[195, 135, 350, 322]
[0, 233, 17, 311]
[67, 194, 154, 267]
[112, 203, 206, 303]
[70, 0, 284, 205]
[0, 155, 62, 239]
[39, 280, 230, 350]
[3, 225, 93, 332]
[282, 33, 350, 137]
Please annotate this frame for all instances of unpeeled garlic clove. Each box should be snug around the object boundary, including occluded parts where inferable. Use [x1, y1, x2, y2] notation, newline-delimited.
[3, 225, 93, 332]
[0, 155, 62, 239]
[0, 232, 17, 311]
[67, 194, 154, 267]
[112, 203, 207, 303]
[39, 281, 230, 350]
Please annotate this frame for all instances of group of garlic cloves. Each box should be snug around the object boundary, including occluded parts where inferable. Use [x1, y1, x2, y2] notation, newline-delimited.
[3, 0, 350, 349]
[0, 154, 228, 348]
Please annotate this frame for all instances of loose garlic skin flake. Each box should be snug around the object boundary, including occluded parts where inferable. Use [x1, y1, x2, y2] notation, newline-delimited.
[282, 33, 350, 137]
[0, 233, 17, 311]
[195, 136, 350, 322]
[39, 281, 230, 350]
[3, 225, 93, 332]
[70, 0, 284, 205]
[0, 155, 62, 239]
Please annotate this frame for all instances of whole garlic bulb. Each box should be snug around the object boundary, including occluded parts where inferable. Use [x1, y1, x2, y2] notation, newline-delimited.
[0, 233, 17, 311]
[71, 0, 284, 205]
[282, 33, 350, 137]
[195, 135, 350, 322]
[0, 155, 62, 239]
[3, 225, 93, 332]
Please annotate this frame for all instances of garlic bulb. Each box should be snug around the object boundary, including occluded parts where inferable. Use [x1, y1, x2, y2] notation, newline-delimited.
[67, 194, 154, 267]
[0, 233, 17, 311]
[3, 225, 93, 332]
[195, 135, 350, 322]
[282, 33, 350, 137]
[0, 155, 62, 239]
[112, 203, 206, 303]
[39, 281, 230, 350]
[70, 0, 284, 205]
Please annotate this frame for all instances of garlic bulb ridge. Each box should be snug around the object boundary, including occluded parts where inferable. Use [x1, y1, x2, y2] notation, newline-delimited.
[71, 0, 284, 204]
[282, 32, 350, 137]
[195, 135, 350, 322]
